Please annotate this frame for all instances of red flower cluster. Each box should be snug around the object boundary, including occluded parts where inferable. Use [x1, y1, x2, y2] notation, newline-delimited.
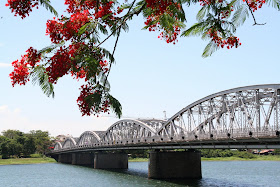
[207, 29, 241, 49]
[95, 1, 114, 19]
[64, 0, 96, 13]
[46, 10, 90, 44]
[71, 67, 86, 79]
[46, 43, 85, 83]
[146, 0, 173, 15]
[77, 84, 110, 116]
[145, 1, 181, 44]
[46, 47, 72, 83]
[199, 0, 212, 6]
[9, 57, 29, 86]
[145, 15, 181, 44]
[244, 0, 265, 12]
[158, 26, 180, 44]
[5, 0, 39, 19]
[26, 47, 41, 67]
[117, 6, 124, 14]
[9, 47, 41, 86]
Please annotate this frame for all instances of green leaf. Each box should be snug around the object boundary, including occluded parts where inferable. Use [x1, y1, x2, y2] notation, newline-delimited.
[196, 6, 208, 21]
[202, 40, 219, 58]
[232, 4, 249, 27]
[108, 94, 122, 118]
[266, 0, 280, 10]
[181, 22, 206, 37]
[39, 0, 58, 17]
[30, 66, 55, 98]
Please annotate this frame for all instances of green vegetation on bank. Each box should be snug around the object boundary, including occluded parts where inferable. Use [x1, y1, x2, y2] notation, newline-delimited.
[201, 155, 280, 161]
[0, 156, 55, 165]
[127, 149, 280, 162]
[0, 129, 52, 159]
[128, 158, 149, 162]
[128, 155, 280, 162]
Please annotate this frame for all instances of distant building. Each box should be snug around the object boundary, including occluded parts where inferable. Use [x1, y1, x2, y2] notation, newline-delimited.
[55, 134, 73, 143]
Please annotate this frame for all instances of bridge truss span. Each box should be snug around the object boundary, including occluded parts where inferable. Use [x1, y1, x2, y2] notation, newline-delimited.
[76, 131, 102, 148]
[157, 84, 280, 142]
[52, 84, 280, 153]
[101, 119, 165, 145]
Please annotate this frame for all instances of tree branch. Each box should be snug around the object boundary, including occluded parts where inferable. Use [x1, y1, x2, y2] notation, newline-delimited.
[97, 0, 137, 48]
[245, 0, 266, 26]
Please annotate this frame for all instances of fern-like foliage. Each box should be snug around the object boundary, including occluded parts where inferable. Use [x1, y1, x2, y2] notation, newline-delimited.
[202, 40, 219, 58]
[232, 4, 249, 27]
[30, 66, 55, 98]
[108, 94, 122, 118]
[39, 0, 58, 16]
[266, 0, 280, 10]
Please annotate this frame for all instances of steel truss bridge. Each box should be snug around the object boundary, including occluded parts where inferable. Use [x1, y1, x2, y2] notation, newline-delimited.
[53, 84, 280, 154]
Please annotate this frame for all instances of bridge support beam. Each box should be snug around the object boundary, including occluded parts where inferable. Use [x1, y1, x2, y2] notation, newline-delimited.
[58, 153, 72, 164]
[94, 152, 128, 169]
[148, 150, 202, 179]
[72, 153, 94, 167]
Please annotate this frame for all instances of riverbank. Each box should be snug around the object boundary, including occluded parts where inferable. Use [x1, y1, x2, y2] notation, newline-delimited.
[0, 157, 56, 165]
[1, 155, 279, 165]
[201, 155, 280, 161]
[128, 155, 280, 162]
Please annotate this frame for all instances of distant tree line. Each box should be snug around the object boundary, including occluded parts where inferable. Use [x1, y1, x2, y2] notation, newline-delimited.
[0, 130, 52, 159]
[123, 149, 280, 159]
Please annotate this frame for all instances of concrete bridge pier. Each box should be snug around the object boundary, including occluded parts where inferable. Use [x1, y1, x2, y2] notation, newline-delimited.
[94, 152, 128, 169]
[58, 153, 72, 164]
[72, 152, 94, 167]
[148, 150, 202, 179]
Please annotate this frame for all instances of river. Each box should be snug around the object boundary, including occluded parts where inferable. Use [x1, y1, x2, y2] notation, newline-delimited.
[0, 161, 279, 186]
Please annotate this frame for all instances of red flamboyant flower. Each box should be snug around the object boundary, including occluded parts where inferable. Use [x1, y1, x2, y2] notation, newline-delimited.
[207, 28, 241, 49]
[46, 10, 90, 43]
[9, 47, 41, 86]
[244, 0, 266, 12]
[9, 56, 29, 86]
[46, 46, 72, 83]
[26, 47, 41, 67]
[6, 0, 39, 19]
[77, 84, 110, 116]
[145, 0, 181, 44]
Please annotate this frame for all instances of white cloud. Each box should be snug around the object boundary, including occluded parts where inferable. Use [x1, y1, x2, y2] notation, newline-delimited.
[0, 62, 11, 67]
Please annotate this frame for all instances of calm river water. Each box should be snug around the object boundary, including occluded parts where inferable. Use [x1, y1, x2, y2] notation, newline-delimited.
[0, 161, 279, 186]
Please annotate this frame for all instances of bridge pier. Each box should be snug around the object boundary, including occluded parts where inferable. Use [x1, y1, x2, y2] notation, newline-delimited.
[148, 150, 202, 179]
[72, 153, 94, 167]
[94, 152, 128, 169]
[58, 153, 72, 164]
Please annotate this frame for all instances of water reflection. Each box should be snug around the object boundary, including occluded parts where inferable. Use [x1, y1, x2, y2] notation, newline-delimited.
[0, 161, 279, 186]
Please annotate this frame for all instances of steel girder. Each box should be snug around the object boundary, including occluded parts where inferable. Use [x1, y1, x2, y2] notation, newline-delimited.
[76, 131, 101, 147]
[54, 142, 62, 150]
[61, 137, 77, 149]
[101, 119, 158, 144]
[157, 84, 280, 141]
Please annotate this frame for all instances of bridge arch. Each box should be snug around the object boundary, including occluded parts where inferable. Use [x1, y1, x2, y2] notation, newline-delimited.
[54, 142, 62, 150]
[76, 131, 101, 146]
[101, 119, 158, 144]
[62, 137, 77, 149]
[157, 84, 280, 140]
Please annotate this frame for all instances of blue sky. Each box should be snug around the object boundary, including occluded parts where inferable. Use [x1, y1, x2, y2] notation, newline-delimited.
[0, 1, 279, 137]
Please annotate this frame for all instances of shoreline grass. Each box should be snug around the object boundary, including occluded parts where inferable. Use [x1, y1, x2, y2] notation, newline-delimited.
[0, 157, 56, 165]
[128, 158, 149, 162]
[128, 155, 280, 162]
[201, 155, 280, 161]
[1, 155, 279, 165]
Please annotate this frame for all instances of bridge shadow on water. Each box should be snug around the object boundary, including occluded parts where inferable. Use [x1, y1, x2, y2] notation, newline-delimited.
[96, 164, 257, 187]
